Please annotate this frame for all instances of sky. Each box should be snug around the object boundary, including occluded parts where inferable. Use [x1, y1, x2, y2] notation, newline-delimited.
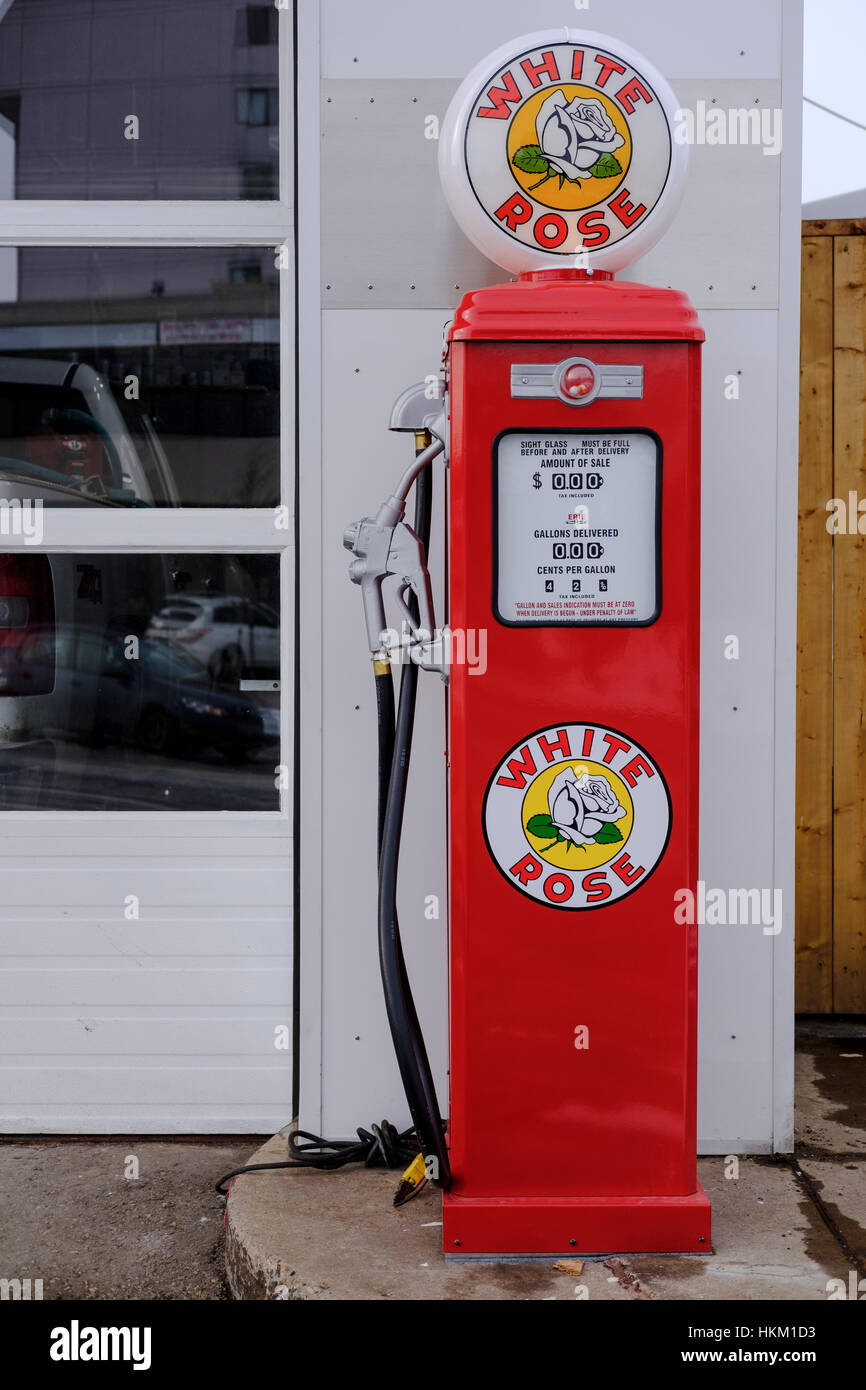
[802, 0, 866, 204]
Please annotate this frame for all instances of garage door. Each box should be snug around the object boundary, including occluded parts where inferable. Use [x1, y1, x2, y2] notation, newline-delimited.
[0, 0, 294, 1132]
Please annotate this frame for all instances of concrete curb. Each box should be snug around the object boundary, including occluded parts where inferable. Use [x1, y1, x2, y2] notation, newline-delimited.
[224, 1133, 862, 1301]
[224, 1132, 320, 1300]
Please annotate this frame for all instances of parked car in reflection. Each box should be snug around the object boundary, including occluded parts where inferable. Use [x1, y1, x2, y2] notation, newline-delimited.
[145, 593, 280, 682]
[0, 356, 178, 508]
[0, 624, 279, 762]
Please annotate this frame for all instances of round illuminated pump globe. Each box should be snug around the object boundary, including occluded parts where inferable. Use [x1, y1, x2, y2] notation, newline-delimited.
[438, 28, 689, 275]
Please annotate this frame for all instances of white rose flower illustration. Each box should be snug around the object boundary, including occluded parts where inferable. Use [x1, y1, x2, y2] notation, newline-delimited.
[525, 768, 627, 852]
[512, 91, 626, 191]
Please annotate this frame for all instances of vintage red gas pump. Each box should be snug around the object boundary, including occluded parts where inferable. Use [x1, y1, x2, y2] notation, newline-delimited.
[346, 27, 710, 1257]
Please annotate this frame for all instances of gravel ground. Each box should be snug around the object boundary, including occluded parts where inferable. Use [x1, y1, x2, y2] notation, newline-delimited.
[0, 1140, 257, 1300]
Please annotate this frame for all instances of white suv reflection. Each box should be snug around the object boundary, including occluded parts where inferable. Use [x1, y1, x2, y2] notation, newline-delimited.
[146, 594, 280, 682]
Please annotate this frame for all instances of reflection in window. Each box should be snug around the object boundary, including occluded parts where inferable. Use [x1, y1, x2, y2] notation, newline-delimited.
[0, 0, 281, 199]
[241, 163, 280, 200]
[236, 87, 279, 127]
[236, 5, 279, 47]
[0, 552, 281, 811]
[0, 248, 279, 507]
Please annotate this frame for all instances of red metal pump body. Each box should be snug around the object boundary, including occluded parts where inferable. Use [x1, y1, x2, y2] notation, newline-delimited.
[442, 270, 710, 1256]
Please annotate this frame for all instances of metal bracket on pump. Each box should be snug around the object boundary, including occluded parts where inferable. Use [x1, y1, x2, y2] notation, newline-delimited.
[343, 381, 448, 678]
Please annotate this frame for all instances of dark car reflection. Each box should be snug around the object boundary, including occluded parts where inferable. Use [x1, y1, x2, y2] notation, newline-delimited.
[7, 626, 279, 762]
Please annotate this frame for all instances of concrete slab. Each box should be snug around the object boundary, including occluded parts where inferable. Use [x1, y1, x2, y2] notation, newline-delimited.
[798, 1158, 866, 1271]
[225, 1025, 866, 1301]
[796, 1027, 866, 1157]
[224, 1141, 849, 1301]
[225, 1133, 636, 1301]
[631, 1158, 841, 1301]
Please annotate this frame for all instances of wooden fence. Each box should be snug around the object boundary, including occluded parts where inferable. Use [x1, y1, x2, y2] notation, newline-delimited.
[797, 218, 866, 1012]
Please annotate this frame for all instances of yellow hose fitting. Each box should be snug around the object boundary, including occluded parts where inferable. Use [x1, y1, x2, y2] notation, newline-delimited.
[393, 1151, 428, 1207]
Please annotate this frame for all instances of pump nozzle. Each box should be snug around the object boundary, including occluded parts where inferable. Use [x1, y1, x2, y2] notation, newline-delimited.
[343, 513, 436, 657]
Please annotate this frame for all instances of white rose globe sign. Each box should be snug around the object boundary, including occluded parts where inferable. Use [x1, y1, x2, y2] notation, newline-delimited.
[438, 28, 688, 273]
[482, 722, 673, 910]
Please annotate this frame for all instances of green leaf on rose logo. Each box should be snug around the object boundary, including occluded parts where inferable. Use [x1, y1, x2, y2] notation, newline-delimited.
[526, 812, 565, 843]
[588, 153, 623, 178]
[593, 823, 623, 844]
[512, 145, 550, 173]
[526, 812, 560, 838]
[527, 812, 623, 851]
[511, 145, 582, 193]
[526, 813, 578, 853]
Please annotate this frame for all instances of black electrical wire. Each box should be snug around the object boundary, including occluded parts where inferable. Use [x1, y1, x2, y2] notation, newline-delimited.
[215, 1122, 418, 1194]
[215, 446, 450, 1196]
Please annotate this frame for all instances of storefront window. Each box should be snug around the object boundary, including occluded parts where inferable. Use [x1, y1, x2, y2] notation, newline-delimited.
[0, 247, 280, 506]
[0, 551, 281, 810]
[0, 0, 280, 199]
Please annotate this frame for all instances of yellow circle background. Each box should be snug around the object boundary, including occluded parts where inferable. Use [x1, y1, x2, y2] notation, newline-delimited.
[507, 84, 631, 212]
[521, 758, 634, 871]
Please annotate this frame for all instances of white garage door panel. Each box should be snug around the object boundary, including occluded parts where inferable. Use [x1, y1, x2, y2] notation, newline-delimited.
[0, 865, 291, 906]
[0, 836, 289, 858]
[0, 964, 290, 1007]
[0, 833, 294, 1130]
[11, 1104, 285, 1130]
[0, 920, 288, 955]
[0, 1013, 286, 1055]
[0, 821, 288, 851]
[1, 1066, 289, 1106]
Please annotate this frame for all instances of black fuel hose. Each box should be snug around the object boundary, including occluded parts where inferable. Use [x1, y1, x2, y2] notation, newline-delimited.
[376, 460, 451, 1189]
[374, 670, 395, 857]
[215, 447, 450, 1198]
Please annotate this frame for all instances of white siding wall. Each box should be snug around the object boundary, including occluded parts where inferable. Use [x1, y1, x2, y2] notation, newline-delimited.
[300, 0, 802, 1151]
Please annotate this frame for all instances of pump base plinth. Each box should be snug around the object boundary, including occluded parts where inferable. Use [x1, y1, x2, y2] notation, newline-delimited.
[441, 1182, 711, 1257]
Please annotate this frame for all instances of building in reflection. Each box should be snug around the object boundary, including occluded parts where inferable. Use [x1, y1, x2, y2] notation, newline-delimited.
[0, 0, 279, 200]
[0, 3, 281, 507]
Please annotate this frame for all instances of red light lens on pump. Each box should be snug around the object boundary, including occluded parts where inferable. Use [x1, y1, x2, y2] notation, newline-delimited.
[561, 363, 596, 399]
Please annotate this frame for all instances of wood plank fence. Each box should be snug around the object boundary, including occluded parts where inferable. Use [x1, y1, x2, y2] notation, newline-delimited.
[797, 219, 866, 1012]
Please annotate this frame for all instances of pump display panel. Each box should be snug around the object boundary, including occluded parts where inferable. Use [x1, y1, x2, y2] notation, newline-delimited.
[493, 428, 661, 626]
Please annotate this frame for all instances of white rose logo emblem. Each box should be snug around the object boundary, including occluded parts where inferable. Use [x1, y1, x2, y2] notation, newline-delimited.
[548, 769, 627, 846]
[511, 88, 626, 192]
[483, 724, 672, 910]
[525, 767, 627, 853]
